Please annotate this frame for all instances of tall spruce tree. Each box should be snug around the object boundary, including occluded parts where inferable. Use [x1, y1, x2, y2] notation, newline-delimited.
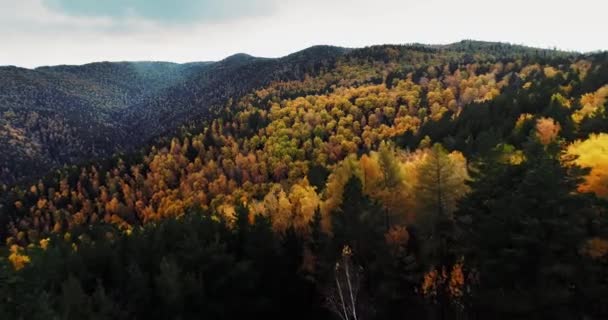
[456, 140, 593, 318]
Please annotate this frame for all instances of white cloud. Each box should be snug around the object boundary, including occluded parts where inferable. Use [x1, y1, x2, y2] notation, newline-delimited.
[0, 0, 606, 68]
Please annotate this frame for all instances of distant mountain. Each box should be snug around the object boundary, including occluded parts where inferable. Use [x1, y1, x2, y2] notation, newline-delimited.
[120, 45, 349, 144]
[0, 46, 348, 185]
[0, 41, 584, 185]
[0, 61, 212, 184]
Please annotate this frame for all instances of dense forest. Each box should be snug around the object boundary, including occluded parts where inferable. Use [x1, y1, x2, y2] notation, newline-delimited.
[1, 41, 607, 319]
[0, 46, 343, 185]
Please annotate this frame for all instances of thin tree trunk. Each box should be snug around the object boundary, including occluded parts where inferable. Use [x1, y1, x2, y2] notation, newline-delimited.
[345, 260, 358, 320]
[336, 274, 349, 320]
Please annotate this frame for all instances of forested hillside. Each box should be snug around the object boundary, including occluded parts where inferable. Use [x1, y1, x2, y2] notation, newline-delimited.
[0, 61, 209, 184]
[1, 41, 607, 319]
[0, 46, 343, 185]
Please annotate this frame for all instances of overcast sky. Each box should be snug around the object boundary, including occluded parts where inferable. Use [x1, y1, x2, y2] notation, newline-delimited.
[1, 0, 607, 68]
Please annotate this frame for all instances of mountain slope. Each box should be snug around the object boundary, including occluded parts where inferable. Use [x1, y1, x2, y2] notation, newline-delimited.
[3, 41, 603, 238]
[0, 61, 211, 184]
[121, 45, 349, 143]
[0, 41, 593, 186]
[0, 46, 347, 185]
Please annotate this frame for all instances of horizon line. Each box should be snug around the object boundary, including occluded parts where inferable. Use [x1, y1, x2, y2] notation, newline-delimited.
[2, 39, 606, 70]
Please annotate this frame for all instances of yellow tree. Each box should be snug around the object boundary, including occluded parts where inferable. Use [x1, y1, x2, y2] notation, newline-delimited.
[414, 144, 469, 264]
[289, 178, 320, 232]
[415, 144, 469, 219]
[572, 85, 608, 123]
[567, 133, 608, 198]
[376, 142, 409, 226]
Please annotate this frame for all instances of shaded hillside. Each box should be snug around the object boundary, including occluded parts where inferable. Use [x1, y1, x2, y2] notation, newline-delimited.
[0, 61, 211, 185]
[0, 41, 592, 187]
[0, 47, 346, 185]
[120, 45, 350, 144]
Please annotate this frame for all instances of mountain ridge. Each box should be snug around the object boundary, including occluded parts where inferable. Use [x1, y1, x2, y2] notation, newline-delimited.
[2, 40, 589, 70]
[0, 40, 598, 185]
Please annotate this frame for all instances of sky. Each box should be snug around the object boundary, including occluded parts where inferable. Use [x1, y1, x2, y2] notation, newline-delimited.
[1, 0, 607, 68]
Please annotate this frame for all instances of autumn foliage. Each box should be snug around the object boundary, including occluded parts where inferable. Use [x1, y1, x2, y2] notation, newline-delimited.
[1, 42, 607, 319]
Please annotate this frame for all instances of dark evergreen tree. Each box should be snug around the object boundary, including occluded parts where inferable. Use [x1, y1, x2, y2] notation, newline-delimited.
[456, 140, 595, 319]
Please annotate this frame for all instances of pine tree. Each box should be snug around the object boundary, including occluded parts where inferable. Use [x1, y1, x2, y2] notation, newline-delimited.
[331, 176, 386, 268]
[457, 140, 592, 318]
[415, 143, 468, 266]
